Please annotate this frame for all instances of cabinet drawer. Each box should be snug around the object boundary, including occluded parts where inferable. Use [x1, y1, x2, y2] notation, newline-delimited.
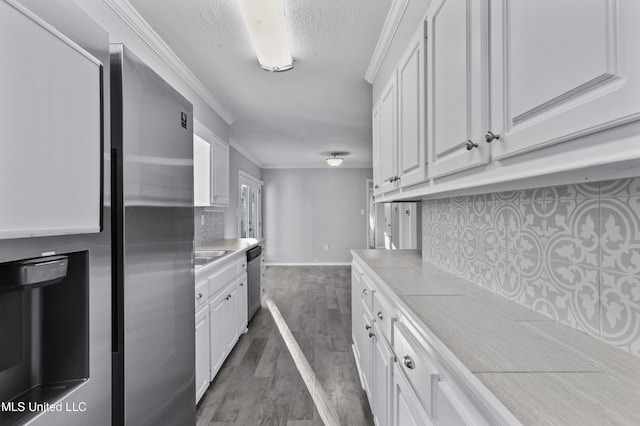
[436, 381, 476, 426]
[373, 291, 395, 345]
[360, 273, 375, 312]
[394, 321, 439, 416]
[209, 258, 243, 296]
[195, 278, 209, 309]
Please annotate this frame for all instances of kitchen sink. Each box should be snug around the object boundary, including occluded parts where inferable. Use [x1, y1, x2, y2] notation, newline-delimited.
[194, 250, 230, 267]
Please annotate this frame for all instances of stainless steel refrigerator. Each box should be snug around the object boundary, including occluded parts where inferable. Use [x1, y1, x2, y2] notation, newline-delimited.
[110, 44, 195, 426]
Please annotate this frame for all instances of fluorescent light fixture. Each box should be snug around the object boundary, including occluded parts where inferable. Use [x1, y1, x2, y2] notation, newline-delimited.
[326, 153, 343, 167]
[236, 0, 293, 72]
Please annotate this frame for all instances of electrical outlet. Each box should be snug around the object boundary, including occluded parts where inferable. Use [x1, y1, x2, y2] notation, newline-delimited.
[323, 244, 329, 251]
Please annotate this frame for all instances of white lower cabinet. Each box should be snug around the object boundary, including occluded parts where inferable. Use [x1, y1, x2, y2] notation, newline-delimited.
[195, 305, 210, 403]
[195, 253, 250, 395]
[372, 323, 394, 426]
[237, 273, 248, 334]
[209, 287, 232, 380]
[393, 363, 433, 426]
[352, 256, 496, 426]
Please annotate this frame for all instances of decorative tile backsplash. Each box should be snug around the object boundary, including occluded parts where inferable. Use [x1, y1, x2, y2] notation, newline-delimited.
[195, 208, 224, 245]
[422, 178, 640, 357]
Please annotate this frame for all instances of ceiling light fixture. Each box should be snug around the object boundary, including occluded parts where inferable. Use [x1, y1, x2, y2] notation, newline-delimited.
[326, 153, 344, 167]
[236, 0, 293, 72]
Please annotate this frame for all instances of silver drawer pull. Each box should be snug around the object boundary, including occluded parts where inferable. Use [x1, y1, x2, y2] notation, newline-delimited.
[377, 311, 383, 320]
[403, 355, 415, 370]
[365, 325, 372, 331]
[362, 288, 367, 295]
[369, 332, 375, 338]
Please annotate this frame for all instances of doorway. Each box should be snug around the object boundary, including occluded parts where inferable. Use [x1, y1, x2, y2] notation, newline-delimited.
[239, 171, 262, 238]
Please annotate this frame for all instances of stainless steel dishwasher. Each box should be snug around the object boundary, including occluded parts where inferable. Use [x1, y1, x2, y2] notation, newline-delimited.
[246, 245, 262, 322]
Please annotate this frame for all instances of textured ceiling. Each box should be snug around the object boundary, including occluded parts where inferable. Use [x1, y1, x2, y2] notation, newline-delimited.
[127, 0, 391, 168]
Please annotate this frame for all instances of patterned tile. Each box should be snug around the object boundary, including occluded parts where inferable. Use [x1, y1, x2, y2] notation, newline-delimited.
[599, 178, 640, 198]
[495, 191, 520, 203]
[505, 252, 545, 307]
[546, 259, 600, 338]
[467, 248, 506, 292]
[600, 271, 640, 356]
[506, 201, 546, 257]
[545, 197, 600, 267]
[544, 182, 600, 200]
[600, 197, 640, 275]
[419, 179, 640, 357]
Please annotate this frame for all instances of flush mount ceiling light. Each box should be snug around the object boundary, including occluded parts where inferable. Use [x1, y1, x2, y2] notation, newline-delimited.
[326, 153, 344, 167]
[236, 0, 293, 72]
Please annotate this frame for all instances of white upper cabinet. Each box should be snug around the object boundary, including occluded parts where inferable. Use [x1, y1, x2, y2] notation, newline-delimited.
[193, 131, 229, 207]
[489, 0, 640, 160]
[212, 138, 229, 205]
[372, 103, 383, 196]
[397, 24, 427, 188]
[427, 0, 489, 179]
[379, 78, 398, 193]
[193, 134, 212, 207]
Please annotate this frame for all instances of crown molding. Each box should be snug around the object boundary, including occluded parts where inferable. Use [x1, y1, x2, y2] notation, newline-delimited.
[104, 0, 234, 124]
[228, 138, 264, 169]
[364, 0, 411, 84]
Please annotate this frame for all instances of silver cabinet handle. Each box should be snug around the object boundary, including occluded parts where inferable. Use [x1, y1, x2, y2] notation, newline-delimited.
[369, 332, 375, 338]
[465, 140, 478, 151]
[485, 131, 500, 143]
[374, 184, 379, 189]
[377, 311, 384, 320]
[403, 355, 415, 369]
[240, 283, 244, 287]
[196, 293, 203, 300]
[362, 288, 367, 295]
[365, 325, 372, 330]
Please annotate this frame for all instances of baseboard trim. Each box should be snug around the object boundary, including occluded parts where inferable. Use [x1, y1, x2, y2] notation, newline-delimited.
[266, 262, 351, 266]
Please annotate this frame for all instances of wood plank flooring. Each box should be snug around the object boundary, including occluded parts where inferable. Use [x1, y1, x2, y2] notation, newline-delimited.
[196, 265, 373, 426]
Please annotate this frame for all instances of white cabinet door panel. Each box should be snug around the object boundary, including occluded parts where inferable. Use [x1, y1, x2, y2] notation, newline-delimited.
[428, 0, 489, 178]
[372, 103, 383, 196]
[195, 306, 210, 403]
[398, 24, 427, 188]
[380, 78, 398, 193]
[490, 0, 640, 159]
[393, 364, 434, 426]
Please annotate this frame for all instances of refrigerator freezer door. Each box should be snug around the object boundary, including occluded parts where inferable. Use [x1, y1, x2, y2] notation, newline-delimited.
[111, 44, 195, 426]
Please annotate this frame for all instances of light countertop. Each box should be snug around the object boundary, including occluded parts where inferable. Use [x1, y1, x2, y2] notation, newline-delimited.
[195, 238, 264, 277]
[352, 249, 640, 425]
[197, 238, 264, 253]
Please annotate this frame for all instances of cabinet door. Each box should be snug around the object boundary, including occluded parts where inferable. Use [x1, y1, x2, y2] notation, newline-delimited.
[372, 103, 383, 196]
[226, 284, 239, 353]
[237, 274, 248, 334]
[360, 305, 375, 403]
[195, 305, 210, 403]
[392, 364, 433, 426]
[209, 291, 228, 381]
[372, 325, 394, 426]
[212, 139, 229, 205]
[397, 23, 427, 188]
[193, 134, 212, 206]
[490, 0, 640, 160]
[379, 77, 398, 193]
[427, 0, 489, 178]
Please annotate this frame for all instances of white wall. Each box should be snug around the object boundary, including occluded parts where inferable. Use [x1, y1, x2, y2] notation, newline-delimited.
[263, 168, 373, 264]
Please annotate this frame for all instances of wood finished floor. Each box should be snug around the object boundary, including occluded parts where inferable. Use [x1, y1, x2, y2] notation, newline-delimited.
[196, 265, 373, 426]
